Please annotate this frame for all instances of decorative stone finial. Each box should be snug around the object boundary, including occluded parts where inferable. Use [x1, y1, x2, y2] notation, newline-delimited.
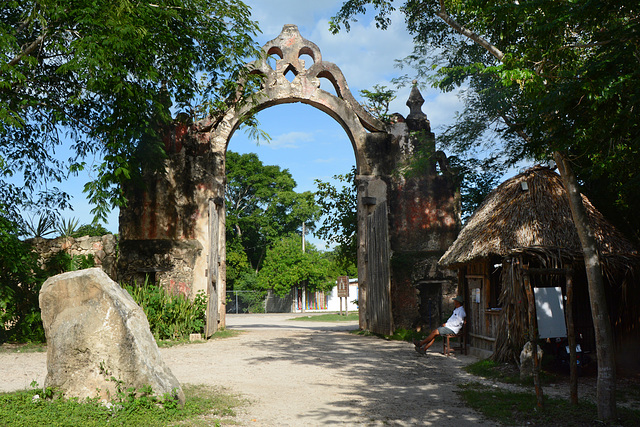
[406, 85, 427, 122]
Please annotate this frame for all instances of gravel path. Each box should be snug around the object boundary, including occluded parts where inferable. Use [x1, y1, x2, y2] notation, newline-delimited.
[167, 314, 491, 426]
[0, 313, 490, 426]
[2, 313, 636, 425]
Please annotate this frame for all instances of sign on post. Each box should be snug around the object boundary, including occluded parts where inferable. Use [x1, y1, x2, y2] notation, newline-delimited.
[337, 276, 349, 297]
[337, 276, 349, 316]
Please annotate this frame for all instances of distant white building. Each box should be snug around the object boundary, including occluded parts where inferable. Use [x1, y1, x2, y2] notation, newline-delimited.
[325, 278, 359, 312]
[266, 278, 359, 313]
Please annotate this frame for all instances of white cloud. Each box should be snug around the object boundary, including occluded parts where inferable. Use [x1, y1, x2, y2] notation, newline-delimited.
[268, 131, 314, 149]
[245, 1, 465, 131]
[424, 89, 465, 129]
[247, 0, 339, 39]
[307, 13, 414, 92]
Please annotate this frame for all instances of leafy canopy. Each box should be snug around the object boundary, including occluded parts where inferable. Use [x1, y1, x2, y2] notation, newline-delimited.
[1, 0, 261, 222]
[314, 167, 357, 273]
[332, 0, 640, 241]
[258, 233, 334, 297]
[225, 151, 320, 285]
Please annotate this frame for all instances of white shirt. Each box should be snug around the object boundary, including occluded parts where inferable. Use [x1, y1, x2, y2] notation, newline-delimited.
[445, 306, 466, 334]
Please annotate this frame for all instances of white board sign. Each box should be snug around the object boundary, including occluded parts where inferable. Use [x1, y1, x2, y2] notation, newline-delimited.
[534, 287, 567, 339]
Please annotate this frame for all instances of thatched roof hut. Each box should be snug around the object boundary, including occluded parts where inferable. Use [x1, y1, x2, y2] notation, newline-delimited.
[439, 166, 639, 363]
[440, 166, 637, 267]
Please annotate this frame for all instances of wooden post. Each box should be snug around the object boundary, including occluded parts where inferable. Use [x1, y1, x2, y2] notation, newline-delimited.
[566, 267, 578, 404]
[337, 276, 349, 317]
[524, 264, 544, 408]
[205, 199, 219, 338]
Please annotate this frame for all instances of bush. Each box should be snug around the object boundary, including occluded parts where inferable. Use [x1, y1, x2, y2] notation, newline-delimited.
[233, 272, 266, 313]
[72, 223, 110, 238]
[44, 251, 95, 275]
[0, 216, 47, 343]
[124, 279, 207, 340]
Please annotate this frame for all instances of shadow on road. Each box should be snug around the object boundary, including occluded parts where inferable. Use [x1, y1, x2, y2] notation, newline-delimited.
[238, 325, 486, 425]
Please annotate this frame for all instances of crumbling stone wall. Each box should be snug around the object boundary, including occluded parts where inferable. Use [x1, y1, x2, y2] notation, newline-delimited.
[117, 117, 217, 297]
[28, 235, 118, 280]
[386, 86, 461, 331]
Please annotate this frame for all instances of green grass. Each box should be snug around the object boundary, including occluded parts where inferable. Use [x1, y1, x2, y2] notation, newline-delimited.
[0, 342, 47, 353]
[387, 328, 426, 342]
[618, 382, 640, 405]
[0, 383, 246, 427]
[464, 358, 558, 386]
[156, 329, 241, 348]
[290, 313, 359, 322]
[458, 382, 640, 426]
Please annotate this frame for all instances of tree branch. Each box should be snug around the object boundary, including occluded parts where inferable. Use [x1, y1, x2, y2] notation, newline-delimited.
[8, 33, 47, 67]
[436, 0, 504, 61]
[499, 112, 532, 144]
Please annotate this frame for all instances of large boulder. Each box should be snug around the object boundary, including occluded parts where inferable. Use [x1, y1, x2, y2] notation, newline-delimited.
[39, 268, 185, 405]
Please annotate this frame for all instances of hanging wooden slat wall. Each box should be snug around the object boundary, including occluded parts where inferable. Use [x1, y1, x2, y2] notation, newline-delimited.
[366, 201, 393, 335]
[205, 199, 219, 337]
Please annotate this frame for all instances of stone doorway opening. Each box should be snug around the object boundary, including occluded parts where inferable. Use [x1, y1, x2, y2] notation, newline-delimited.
[224, 102, 357, 315]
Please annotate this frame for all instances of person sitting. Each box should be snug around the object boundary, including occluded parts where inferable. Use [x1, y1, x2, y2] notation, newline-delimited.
[414, 296, 466, 354]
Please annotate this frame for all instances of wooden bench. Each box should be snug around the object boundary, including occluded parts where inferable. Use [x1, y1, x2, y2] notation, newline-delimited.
[443, 321, 467, 357]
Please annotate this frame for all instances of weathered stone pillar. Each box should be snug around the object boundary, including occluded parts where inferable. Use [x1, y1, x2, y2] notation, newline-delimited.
[118, 117, 220, 303]
[386, 85, 461, 331]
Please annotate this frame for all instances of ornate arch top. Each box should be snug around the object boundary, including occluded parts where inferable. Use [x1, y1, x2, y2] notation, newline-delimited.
[248, 24, 385, 133]
[262, 24, 323, 72]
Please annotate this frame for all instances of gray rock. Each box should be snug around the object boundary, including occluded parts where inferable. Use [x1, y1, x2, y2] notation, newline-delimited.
[39, 268, 185, 405]
[519, 341, 544, 380]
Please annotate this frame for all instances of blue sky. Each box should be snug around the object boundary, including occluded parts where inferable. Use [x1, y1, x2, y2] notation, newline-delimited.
[56, 1, 470, 246]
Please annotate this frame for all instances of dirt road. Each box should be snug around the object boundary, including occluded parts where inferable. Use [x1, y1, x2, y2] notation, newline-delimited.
[1, 313, 490, 426]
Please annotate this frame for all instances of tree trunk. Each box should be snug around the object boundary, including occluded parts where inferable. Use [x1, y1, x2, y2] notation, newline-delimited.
[524, 266, 544, 408]
[565, 268, 578, 405]
[554, 151, 616, 420]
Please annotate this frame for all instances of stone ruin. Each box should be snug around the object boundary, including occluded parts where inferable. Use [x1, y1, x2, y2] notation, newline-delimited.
[29, 234, 118, 280]
[117, 24, 461, 336]
[39, 268, 185, 405]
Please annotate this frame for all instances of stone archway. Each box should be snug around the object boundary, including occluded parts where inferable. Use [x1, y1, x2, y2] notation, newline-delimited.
[118, 25, 460, 337]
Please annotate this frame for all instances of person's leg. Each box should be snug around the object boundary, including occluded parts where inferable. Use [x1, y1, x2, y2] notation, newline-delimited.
[417, 329, 440, 349]
[423, 331, 440, 350]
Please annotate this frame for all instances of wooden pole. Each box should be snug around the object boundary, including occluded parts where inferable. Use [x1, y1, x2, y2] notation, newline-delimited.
[524, 264, 544, 408]
[205, 199, 219, 337]
[566, 267, 579, 404]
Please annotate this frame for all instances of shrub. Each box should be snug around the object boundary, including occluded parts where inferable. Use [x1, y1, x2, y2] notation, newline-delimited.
[44, 251, 95, 275]
[124, 279, 207, 340]
[1, 215, 99, 343]
[0, 216, 47, 343]
[72, 223, 110, 238]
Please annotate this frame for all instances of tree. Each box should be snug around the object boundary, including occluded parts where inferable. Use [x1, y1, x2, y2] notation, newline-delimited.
[225, 151, 320, 276]
[446, 156, 505, 221]
[359, 84, 396, 123]
[331, 1, 640, 420]
[1, 0, 261, 222]
[257, 233, 334, 297]
[314, 167, 357, 273]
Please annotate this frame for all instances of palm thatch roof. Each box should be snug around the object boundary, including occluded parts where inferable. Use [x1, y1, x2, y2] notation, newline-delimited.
[439, 166, 637, 268]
